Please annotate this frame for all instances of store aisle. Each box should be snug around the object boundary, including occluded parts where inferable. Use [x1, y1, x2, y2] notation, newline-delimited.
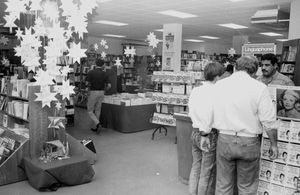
[0, 108, 187, 195]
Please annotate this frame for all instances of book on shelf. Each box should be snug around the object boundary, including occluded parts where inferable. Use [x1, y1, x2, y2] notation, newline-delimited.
[287, 46, 297, 62]
[5, 100, 29, 120]
[16, 79, 29, 98]
[280, 63, 295, 74]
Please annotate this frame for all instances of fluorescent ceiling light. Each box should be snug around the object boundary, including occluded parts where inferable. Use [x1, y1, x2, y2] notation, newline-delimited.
[157, 10, 197, 19]
[276, 39, 289, 42]
[218, 23, 248, 29]
[103, 34, 126, 38]
[229, 0, 246, 2]
[155, 29, 164, 32]
[259, 32, 283, 37]
[199, 36, 219, 39]
[98, 0, 112, 2]
[94, 20, 128, 26]
[184, 39, 204, 43]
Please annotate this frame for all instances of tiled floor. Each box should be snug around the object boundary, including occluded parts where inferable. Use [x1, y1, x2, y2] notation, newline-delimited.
[0, 108, 188, 195]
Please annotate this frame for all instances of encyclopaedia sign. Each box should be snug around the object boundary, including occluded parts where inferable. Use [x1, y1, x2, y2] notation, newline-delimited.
[242, 43, 276, 56]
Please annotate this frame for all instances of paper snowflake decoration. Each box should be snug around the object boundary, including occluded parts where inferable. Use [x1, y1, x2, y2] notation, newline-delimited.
[34, 69, 55, 86]
[60, 66, 72, 76]
[115, 58, 122, 66]
[0, 36, 9, 45]
[68, 42, 86, 63]
[101, 51, 107, 58]
[35, 86, 57, 108]
[28, 0, 43, 11]
[48, 116, 65, 129]
[79, 0, 98, 15]
[66, 11, 88, 39]
[146, 32, 159, 48]
[54, 80, 75, 100]
[124, 46, 136, 57]
[100, 39, 107, 47]
[60, 0, 79, 17]
[33, 17, 47, 37]
[41, 1, 59, 21]
[4, 14, 18, 33]
[94, 43, 99, 50]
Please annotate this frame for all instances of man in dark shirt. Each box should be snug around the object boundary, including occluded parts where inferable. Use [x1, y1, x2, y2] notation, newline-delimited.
[86, 59, 111, 133]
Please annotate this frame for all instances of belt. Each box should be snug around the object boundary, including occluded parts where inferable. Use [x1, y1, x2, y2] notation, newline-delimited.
[220, 130, 259, 137]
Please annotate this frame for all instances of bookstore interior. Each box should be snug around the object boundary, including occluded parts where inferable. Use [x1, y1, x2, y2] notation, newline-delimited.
[0, 0, 300, 194]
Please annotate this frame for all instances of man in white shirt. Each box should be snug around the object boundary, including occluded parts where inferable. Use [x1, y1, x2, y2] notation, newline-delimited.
[213, 56, 278, 195]
[188, 62, 224, 195]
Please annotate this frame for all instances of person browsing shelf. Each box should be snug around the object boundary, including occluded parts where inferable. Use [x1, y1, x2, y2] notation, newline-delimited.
[188, 62, 224, 195]
[86, 59, 111, 133]
[213, 56, 278, 195]
[257, 53, 294, 86]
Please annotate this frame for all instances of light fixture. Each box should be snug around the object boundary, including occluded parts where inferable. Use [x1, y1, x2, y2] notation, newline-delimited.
[259, 32, 283, 37]
[157, 10, 197, 19]
[229, 0, 246, 2]
[98, 0, 112, 2]
[218, 23, 248, 29]
[94, 20, 128, 26]
[184, 39, 204, 43]
[199, 36, 219, 39]
[276, 39, 288, 42]
[155, 29, 164, 32]
[103, 34, 126, 38]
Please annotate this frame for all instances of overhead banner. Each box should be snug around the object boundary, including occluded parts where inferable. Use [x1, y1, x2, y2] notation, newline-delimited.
[242, 43, 276, 56]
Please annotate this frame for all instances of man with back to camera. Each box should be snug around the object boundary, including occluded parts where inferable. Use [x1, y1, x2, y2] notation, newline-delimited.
[212, 56, 278, 195]
[257, 53, 294, 86]
[86, 59, 111, 133]
[188, 62, 224, 195]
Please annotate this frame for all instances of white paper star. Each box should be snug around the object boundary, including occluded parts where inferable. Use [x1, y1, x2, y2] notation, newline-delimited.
[29, 0, 43, 11]
[101, 51, 107, 58]
[68, 42, 86, 63]
[55, 102, 62, 110]
[0, 36, 9, 45]
[60, 66, 72, 76]
[34, 70, 55, 86]
[151, 54, 156, 59]
[94, 43, 99, 50]
[60, 0, 79, 17]
[48, 116, 65, 129]
[33, 17, 47, 37]
[54, 79, 75, 100]
[15, 28, 23, 39]
[35, 86, 57, 108]
[79, 0, 98, 15]
[124, 46, 136, 57]
[146, 32, 159, 48]
[66, 11, 87, 39]
[115, 58, 122, 66]
[5, 0, 27, 15]
[4, 14, 18, 33]
[41, 1, 59, 22]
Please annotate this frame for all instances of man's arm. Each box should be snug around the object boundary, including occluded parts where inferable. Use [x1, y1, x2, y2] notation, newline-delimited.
[265, 129, 278, 160]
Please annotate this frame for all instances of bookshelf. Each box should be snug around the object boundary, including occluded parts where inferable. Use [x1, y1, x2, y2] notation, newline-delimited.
[280, 39, 300, 86]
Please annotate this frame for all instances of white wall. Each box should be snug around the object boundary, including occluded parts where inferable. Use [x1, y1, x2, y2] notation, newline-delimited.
[182, 41, 231, 55]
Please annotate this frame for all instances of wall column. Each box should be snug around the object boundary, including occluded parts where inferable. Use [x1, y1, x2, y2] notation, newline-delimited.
[232, 35, 248, 55]
[288, 0, 300, 40]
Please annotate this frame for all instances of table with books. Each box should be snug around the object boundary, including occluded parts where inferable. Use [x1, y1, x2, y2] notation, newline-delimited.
[100, 94, 158, 133]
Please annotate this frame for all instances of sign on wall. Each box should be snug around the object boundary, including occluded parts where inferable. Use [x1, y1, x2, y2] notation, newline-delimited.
[242, 43, 276, 56]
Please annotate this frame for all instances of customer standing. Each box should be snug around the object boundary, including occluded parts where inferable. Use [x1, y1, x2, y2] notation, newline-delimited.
[188, 62, 224, 195]
[86, 59, 111, 133]
[257, 53, 294, 86]
[213, 56, 278, 195]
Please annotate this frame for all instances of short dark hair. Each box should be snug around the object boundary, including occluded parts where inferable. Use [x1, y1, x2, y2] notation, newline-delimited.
[236, 56, 258, 75]
[204, 62, 224, 81]
[96, 59, 105, 67]
[226, 64, 234, 73]
[261, 53, 278, 66]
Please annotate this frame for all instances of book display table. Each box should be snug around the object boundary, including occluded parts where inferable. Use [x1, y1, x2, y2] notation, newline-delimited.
[100, 103, 158, 133]
[22, 156, 95, 191]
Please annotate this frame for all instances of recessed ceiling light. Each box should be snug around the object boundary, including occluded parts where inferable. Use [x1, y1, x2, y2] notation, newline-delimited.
[199, 36, 220, 39]
[218, 23, 248, 29]
[276, 39, 289, 42]
[103, 34, 126, 38]
[155, 29, 164, 32]
[184, 39, 204, 43]
[259, 32, 283, 37]
[157, 10, 197, 19]
[94, 20, 128, 26]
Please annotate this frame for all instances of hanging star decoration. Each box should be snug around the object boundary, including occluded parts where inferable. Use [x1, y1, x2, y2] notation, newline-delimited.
[41, 0, 60, 22]
[124, 46, 136, 57]
[115, 57, 122, 66]
[146, 32, 159, 48]
[34, 69, 55, 86]
[54, 79, 75, 100]
[35, 86, 58, 108]
[100, 39, 107, 47]
[0, 35, 9, 45]
[48, 116, 65, 129]
[4, 14, 18, 33]
[28, 0, 43, 11]
[101, 51, 107, 58]
[60, 0, 79, 17]
[55, 102, 62, 111]
[15, 28, 23, 39]
[68, 42, 87, 63]
[66, 11, 88, 39]
[60, 66, 72, 76]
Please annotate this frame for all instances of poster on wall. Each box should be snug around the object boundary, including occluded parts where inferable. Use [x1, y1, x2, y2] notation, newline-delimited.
[257, 86, 300, 195]
[164, 33, 174, 52]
